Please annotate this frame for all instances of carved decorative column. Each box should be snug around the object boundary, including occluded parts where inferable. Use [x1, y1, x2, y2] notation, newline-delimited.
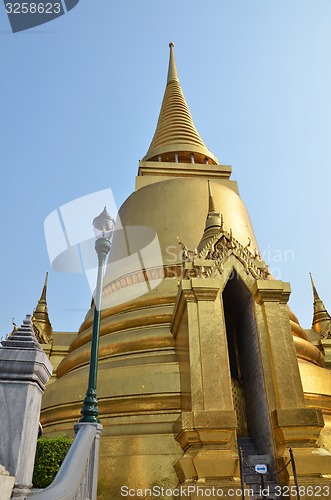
[171, 277, 240, 498]
[253, 280, 331, 486]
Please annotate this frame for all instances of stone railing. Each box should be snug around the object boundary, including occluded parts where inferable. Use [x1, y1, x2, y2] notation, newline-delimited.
[29, 423, 102, 500]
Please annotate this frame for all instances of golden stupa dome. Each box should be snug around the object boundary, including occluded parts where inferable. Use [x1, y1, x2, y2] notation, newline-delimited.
[41, 43, 331, 494]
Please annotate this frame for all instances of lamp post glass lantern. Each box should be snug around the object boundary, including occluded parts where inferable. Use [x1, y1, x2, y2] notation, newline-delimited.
[80, 207, 115, 423]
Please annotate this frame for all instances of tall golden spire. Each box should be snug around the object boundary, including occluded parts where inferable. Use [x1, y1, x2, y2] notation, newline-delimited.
[310, 273, 331, 336]
[198, 181, 224, 252]
[142, 43, 219, 165]
[32, 273, 53, 344]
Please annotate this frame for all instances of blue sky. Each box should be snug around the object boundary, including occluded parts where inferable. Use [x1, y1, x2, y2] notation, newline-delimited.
[1, 0, 331, 336]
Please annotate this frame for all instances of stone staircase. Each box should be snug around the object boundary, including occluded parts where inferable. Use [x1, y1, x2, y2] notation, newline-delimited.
[238, 437, 279, 499]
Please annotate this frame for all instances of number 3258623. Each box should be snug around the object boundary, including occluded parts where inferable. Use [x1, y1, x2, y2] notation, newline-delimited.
[6, 3, 62, 14]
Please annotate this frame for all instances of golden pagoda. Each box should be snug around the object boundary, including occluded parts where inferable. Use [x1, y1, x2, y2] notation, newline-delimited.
[40, 44, 331, 499]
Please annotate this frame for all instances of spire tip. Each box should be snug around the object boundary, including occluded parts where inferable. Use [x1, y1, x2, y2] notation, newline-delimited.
[167, 41, 179, 84]
[208, 180, 218, 215]
[309, 272, 320, 303]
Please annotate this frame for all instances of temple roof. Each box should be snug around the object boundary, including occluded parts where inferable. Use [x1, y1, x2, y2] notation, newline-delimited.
[142, 43, 219, 165]
[1, 315, 41, 350]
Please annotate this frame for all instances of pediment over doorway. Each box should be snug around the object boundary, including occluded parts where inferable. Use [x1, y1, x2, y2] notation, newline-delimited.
[179, 228, 270, 282]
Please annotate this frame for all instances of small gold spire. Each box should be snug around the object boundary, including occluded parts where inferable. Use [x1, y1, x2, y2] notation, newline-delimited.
[41, 271, 48, 302]
[310, 273, 331, 336]
[208, 180, 218, 215]
[309, 272, 320, 302]
[142, 43, 219, 165]
[33, 273, 53, 344]
[198, 181, 224, 252]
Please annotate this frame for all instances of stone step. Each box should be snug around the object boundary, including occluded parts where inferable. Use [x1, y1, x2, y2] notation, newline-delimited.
[238, 437, 279, 499]
[237, 437, 259, 459]
[239, 444, 256, 448]
[242, 449, 258, 455]
[241, 447, 259, 453]
[251, 485, 278, 491]
[251, 497, 277, 499]
[251, 497, 276, 500]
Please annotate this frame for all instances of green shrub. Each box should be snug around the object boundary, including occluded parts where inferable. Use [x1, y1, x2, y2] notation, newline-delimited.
[33, 435, 73, 489]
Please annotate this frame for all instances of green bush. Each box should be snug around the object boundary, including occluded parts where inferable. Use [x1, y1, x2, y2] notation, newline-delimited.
[33, 435, 73, 489]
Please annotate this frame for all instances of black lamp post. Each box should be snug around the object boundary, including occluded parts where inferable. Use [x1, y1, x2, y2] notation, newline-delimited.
[80, 207, 115, 423]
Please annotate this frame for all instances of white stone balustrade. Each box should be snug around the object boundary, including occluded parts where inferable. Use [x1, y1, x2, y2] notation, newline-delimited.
[29, 423, 102, 500]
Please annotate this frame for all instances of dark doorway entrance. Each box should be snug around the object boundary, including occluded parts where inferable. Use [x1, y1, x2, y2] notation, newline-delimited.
[222, 270, 274, 458]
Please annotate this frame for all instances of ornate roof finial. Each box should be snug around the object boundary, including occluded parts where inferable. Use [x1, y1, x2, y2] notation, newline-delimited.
[309, 273, 331, 338]
[12, 318, 18, 333]
[32, 273, 53, 344]
[142, 44, 219, 165]
[244, 237, 251, 251]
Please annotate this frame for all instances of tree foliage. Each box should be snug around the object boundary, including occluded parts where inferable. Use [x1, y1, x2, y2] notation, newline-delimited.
[33, 435, 73, 489]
